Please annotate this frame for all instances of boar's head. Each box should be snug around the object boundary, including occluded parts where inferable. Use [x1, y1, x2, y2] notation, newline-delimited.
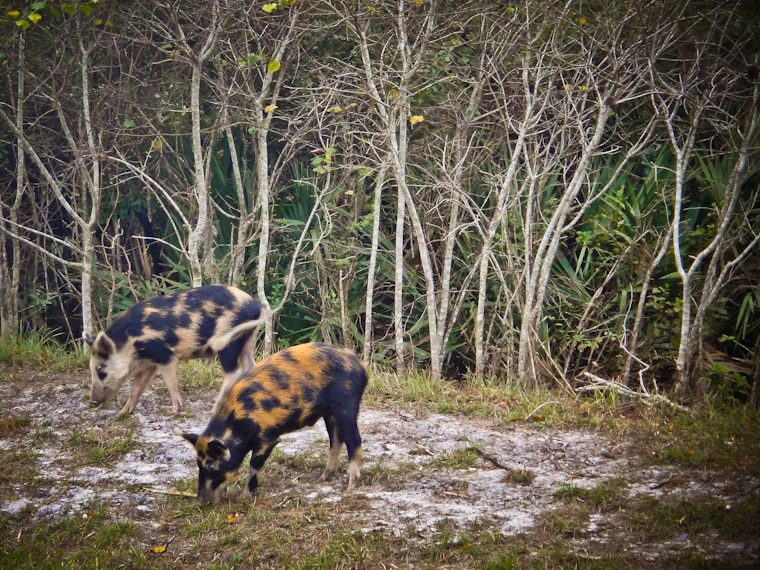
[179, 431, 236, 504]
[84, 332, 132, 405]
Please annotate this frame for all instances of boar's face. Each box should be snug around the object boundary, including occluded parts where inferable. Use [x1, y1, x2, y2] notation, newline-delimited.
[180, 432, 235, 504]
[85, 332, 131, 404]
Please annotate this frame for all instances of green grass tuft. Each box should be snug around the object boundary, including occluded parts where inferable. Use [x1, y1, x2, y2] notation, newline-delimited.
[0, 330, 89, 371]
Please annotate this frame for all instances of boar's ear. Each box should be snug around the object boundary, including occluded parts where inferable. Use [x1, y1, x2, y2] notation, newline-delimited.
[91, 332, 115, 357]
[207, 439, 230, 462]
[177, 429, 199, 447]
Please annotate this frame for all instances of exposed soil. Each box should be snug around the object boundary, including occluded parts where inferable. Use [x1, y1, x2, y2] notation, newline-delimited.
[1, 367, 758, 566]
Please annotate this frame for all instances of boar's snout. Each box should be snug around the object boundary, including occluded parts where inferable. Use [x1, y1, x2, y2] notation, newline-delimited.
[89, 384, 114, 405]
[197, 488, 215, 504]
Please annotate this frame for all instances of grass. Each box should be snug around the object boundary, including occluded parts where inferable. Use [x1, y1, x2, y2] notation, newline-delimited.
[427, 445, 482, 470]
[68, 426, 138, 467]
[644, 396, 760, 472]
[178, 359, 223, 391]
[503, 468, 535, 486]
[367, 366, 628, 430]
[553, 477, 627, 508]
[2, 334, 760, 568]
[626, 492, 760, 544]
[0, 330, 88, 371]
[0, 416, 31, 434]
[369, 365, 760, 475]
[0, 506, 137, 570]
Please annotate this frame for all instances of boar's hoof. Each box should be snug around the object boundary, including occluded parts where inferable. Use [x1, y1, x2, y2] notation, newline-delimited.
[320, 468, 336, 482]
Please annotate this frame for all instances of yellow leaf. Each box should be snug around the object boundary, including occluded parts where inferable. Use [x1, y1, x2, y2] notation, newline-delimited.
[331, 106, 342, 113]
[267, 60, 281, 73]
[29, 13, 42, 24]
[263, 3, 277, 13]
[152, 545, 166, 554]
[264, 104, 277, 113]
[410, 115, 424, 127]
[7, 10, 21, 18]
[578, 17, 587, 25]
[345, 190, 354, 196]
[227, 513, 239, 524]
[151, 138, 163, 150]
[325, 150, 332, 164]
[16, 19, 29, 30]
[366, 5, 377, 12]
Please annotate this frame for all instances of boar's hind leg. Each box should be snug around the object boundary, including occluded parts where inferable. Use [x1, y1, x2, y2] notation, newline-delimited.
[157, 361, 183, 413]
[332, 414, 363, 491]
[321, 417, 343, 482]
[213, 341, 248, 409]
[120, 365, 157, 415]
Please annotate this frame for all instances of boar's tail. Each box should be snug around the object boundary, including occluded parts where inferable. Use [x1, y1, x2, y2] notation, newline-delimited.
[209, 317, 266, 352]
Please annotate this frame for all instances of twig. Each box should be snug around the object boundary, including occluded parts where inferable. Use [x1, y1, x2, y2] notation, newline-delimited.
[578, 372, 689, 412]
[145, 488, 196, 497]
[474, 448, 511, 471]
[524, 400, 559, 421]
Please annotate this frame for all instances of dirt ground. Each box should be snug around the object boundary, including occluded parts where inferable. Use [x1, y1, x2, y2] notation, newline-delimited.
[1, 367, 758, 566]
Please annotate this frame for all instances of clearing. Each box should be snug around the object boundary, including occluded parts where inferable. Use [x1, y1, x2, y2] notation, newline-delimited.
[1, 367, 758, 568]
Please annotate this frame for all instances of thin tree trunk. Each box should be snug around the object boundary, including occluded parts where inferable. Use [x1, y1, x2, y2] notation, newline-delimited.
[0, 35, 25, 340]
[364, 159, 390, 364]
[621, 230, 671, 386]
[476, 62, 535, 377]
[187, 61, 209, 288]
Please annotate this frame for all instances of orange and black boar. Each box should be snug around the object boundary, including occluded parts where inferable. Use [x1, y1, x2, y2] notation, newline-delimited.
[85, 285, 264, 415]
[179, 343, 368, 503]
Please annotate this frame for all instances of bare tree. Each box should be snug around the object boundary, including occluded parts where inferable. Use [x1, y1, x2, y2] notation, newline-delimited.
[648, 5, 760, 397]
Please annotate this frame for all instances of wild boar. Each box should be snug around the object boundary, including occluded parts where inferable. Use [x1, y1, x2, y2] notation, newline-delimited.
[85, 285, 264, 415]
[179, 342, 368, 503]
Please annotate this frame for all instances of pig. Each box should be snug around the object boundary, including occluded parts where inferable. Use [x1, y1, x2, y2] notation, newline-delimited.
[179, 342, 368, 503]
[84, 285, 264, 415]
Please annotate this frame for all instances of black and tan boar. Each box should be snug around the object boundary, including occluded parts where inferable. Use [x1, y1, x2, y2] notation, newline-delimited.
[85, 285, 264, 415]
[179, 342, 368, 503]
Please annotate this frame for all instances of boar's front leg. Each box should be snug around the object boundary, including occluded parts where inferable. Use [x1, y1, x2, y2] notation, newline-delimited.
[239, 441, 277, 499]
[119, 364, 157, 415]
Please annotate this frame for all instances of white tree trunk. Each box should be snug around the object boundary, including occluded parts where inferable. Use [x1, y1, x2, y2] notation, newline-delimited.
[363, 159, 389, 364]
